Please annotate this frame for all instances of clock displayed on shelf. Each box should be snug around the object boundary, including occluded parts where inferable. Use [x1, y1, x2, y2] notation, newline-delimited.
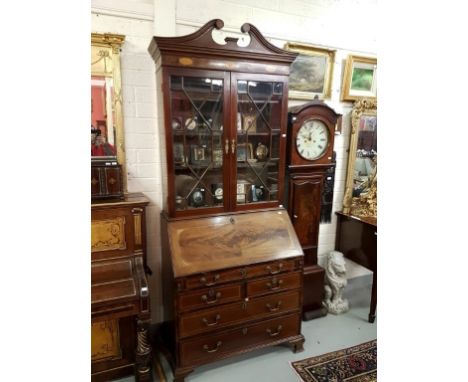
[295, 119, 330, 161]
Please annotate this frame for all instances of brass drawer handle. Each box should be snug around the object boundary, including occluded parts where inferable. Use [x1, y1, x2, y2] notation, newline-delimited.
[203, 341, 222, 353]
[266, 301, 282, 312]
[201, 291, 222, 305]
[266, 325, 283, 337]
[266, 263, 283, 275]
[202, 314, 221, 327]
[225, 139, 229, 155]
[266, 278, 283, 291]
[200, 274, 220, 286]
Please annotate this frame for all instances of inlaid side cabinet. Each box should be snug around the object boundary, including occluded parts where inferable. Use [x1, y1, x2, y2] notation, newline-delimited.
[91, 193, 153, 382]
[149, 19, 305, 382]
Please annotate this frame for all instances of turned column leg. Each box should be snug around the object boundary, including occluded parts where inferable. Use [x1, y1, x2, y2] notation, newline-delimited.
[135, 317, 153, 382]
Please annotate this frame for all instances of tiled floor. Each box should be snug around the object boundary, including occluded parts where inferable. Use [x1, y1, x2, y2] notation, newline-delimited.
[114, 270, 376, 382]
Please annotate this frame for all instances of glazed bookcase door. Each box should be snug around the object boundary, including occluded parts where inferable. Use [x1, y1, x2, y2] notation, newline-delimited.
[169, 70, 231, 215]
[232, 73, 287, 210]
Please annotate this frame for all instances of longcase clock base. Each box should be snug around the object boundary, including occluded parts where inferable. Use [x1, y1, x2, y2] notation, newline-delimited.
[302, 264, 327, 321]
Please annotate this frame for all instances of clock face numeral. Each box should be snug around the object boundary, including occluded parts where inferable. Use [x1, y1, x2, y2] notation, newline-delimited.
[295, 119, 330, 160]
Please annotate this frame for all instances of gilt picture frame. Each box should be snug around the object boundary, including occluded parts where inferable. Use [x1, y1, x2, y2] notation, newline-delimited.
[284, 42, 335, 100]
[341, 55, 377, 102]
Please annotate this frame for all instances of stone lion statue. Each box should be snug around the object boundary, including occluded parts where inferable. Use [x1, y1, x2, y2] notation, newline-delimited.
[323, 251, 349, 314]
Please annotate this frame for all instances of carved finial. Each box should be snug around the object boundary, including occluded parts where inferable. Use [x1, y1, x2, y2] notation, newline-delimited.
[241, 23, 251, 33]
[214, 19, 224, 30]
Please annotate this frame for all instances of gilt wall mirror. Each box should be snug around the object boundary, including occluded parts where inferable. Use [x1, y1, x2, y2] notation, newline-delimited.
[91, 33, 127, 189]
[342, 98, 377, 218]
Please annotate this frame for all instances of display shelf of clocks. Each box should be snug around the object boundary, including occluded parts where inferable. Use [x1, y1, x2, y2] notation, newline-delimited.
[149, 21, 297, 218]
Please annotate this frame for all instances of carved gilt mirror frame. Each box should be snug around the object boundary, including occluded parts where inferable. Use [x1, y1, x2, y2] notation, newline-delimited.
[342, 98, 377, 218]
[91, 33, 127, 190]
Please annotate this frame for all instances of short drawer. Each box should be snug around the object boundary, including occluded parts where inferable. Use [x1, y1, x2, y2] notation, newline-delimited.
[179, 313, 300, 367]
[244, 258, 298, 279]
[185, 268, 245, 290]
[246, 271, 302, 297]
[179, 290, 301, 338]
[177, 284, 242, 312]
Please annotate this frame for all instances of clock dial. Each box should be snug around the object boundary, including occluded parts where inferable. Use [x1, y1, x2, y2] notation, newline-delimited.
[296, 119, 329, 160]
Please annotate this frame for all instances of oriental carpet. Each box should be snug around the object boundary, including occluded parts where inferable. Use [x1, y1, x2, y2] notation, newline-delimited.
[291, 340, 377, 382]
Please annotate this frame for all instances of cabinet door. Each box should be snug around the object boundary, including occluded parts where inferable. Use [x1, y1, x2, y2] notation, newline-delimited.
[231, 73, 288, 210]
[168, 70, 231, 215]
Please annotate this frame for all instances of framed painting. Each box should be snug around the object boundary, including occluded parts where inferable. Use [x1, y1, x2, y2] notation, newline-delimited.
[284, 42, 335, 100]
[341, 55, 377, 102]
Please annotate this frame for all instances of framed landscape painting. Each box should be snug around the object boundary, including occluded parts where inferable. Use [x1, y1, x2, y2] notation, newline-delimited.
[341, 55, 377, 102]
[284, 42, 335, 100]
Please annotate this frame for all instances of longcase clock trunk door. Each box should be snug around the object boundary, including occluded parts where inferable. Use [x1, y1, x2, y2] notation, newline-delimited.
[289, 175, 323, 264]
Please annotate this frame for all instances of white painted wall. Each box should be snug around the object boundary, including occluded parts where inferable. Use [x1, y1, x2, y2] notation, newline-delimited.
[92, 0, 376, 323]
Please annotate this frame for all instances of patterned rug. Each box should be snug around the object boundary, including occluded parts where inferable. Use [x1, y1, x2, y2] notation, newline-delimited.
[291, 340, 377, 382]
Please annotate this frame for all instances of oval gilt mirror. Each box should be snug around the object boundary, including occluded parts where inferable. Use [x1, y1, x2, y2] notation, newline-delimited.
[342, 98, 377, 218]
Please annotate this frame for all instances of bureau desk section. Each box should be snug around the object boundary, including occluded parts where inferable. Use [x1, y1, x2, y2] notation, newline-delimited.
[160, 209, 305, 382]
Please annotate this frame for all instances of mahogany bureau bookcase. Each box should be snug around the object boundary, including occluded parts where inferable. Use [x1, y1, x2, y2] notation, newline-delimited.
[91, 193, 153, 381]
[148, 19, 305, 382]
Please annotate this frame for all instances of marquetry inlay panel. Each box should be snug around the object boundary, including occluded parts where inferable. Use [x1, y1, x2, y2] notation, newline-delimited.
[91, 319, 121, 362]
[91, 217, 127, 252]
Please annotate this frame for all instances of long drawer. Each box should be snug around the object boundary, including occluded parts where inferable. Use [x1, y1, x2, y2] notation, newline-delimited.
[177, 284, 242, 312]
[246, 271, 302, 297]
[183, 258, 299, 290]
[179, 313, 300, 367]
[179, 290, 301, 338]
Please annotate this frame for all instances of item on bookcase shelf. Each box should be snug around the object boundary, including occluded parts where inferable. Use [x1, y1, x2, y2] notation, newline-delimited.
[236, 181, 249, 203]
[173, 143, 185, 165]
[237, 112, 242, 132]
[185, 116, 197, 131]
[251, 185, 265, 202]
[211, 183, 223, 204]
[212, 148, 223, 167]
[255, 142, 268, 160]
[323, 251, 349, 315]
[172, 117, 182, 130]
[237, 143, 253, 162]
[189, 188, 206, 207]
[175, 195, 185, 208]
[190, 145, 209, 165]
[242, 114, 257, 133]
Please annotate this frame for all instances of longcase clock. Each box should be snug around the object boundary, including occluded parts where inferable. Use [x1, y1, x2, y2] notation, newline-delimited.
[286, 100, 341, 320]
